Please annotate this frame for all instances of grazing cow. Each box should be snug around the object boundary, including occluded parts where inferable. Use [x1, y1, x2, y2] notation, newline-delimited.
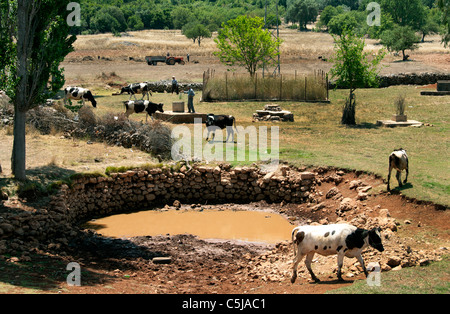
[123, 100, 163, 122]
[120, 82, 152, 100]
[290, 224, 384, 283]
[387, 148, 409, 191]
[205, 114, 237, 142]
[64, 87, 97, 108]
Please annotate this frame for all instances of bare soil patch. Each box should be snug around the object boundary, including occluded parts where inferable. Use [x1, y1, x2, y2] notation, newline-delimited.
[0, 168, 447, 294]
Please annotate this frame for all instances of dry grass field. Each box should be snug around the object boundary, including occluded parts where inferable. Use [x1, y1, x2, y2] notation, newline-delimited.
[63, 28, 450, 85]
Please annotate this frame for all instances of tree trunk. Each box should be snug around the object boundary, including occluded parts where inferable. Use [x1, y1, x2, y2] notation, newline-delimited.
[341, 89, 356, 125]
[402, 49, 408, 61]
[11, 109, 27, 180]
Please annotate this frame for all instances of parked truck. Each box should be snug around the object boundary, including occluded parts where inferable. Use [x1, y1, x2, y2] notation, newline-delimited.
[145, 56, 185, 66]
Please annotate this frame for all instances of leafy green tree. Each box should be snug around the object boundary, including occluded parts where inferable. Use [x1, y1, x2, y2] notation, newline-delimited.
[328, 11, 361, 36]
[3, 0, 76, 180]
[380, 24, 420, 61]
[420, 7, 441, 42]
[285, 0, 319, 30]
[381, 0, 426, 31]
[0, 0, 17, 97]
[171, 6, 195, 30]
[182, 22, 211, 46]
[438, 0, 449, 46]
[330, 28, 386, 125]
[317, 5, 344, 31]
[214, 15, 282, 77]
[367, 11, 395, 39]
[128, 14, 144, 31]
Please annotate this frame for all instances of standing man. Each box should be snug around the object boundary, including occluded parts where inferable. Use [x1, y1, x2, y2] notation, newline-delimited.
[187, 53, 190, 62]
[171, 76, 179, 95]
[184, 87, 196, 113]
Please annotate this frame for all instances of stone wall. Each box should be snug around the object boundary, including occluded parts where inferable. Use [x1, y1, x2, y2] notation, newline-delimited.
[329, 72, 450, 89]
[0, 165, 315, 243]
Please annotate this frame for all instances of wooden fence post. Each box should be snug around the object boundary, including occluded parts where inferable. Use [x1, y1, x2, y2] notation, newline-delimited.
[254, 73, 257, 100]
[305, 77, 307, 101]
[225, 72, 228, 101]
[279, 74, 282, 100]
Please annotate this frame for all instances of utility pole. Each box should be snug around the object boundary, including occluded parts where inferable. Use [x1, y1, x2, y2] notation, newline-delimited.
[263, 0, 281, 78]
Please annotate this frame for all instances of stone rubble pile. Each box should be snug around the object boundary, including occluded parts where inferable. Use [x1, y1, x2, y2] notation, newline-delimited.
[253, 104, 294, 122]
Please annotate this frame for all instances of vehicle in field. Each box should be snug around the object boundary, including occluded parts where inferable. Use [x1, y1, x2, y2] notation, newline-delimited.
[145, 56, 185, 66]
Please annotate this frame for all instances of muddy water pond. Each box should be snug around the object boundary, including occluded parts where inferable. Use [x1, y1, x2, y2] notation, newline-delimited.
[85, 208, 294, 244]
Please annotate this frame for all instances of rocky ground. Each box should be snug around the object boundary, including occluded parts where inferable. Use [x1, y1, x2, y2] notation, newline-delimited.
[0, 168, 447, 294]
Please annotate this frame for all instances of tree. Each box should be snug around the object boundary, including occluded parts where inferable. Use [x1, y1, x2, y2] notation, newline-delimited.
[214, 15, 282, 77]
[128, 14, 144, 31]
[330, 28, 385, 125]
[317, 5, 344, 31]
[171, 6, 195, 30]
[381, 0, 426, 31]
[327, 11, 361, 36]
[380, 24, 420, 61]
[438, 0, 450, 47]
[4, 0, 76, 180]
[182, 22, 211, 46]
[420, 8, 441, 42]
[285, 0, 318, 31]
[0, 0, 17, 97]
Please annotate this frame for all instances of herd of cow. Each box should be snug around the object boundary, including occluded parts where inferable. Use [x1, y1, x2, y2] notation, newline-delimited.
[64, 83, 238, 139]
[62, 83, 412, 284]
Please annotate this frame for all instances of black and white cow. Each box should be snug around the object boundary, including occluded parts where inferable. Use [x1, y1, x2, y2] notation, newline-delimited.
[120, 82, 152, 100]
[387, 148, 409, 191]
[290, 224, 384, 283]
[205, 114, 237, 142]
[64, 87, 97, 107]
[123, 100, 163, 122]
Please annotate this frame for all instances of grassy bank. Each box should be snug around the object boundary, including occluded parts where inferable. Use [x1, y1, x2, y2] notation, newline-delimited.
[2, 85, 448, 206]
[328, 255, 450, 294]
[191, 85, 448, 206]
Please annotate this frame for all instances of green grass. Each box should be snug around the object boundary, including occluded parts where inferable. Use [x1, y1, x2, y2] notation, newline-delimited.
[91, 85, 449, 206]
[328, 255, 450, 294]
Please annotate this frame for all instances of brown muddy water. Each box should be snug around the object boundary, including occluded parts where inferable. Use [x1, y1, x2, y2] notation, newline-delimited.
[84, 208, 295, 244]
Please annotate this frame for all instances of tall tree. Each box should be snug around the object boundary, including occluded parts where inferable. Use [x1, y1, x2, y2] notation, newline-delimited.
[214, 15, 282, 77]
[438, 0, 450, 47]
[6, 0, 76, 180]
[285, 0, 319, 31]
[0, 0, 17, 97]
[182, 22, 212, 46]
[381, 0, 426, 31]
[330, 28, 385, 125]
[380, 25, 420, 61]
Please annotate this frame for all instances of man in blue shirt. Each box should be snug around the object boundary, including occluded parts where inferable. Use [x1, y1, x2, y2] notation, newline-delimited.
[184, 87, 196, 113]
[171, 76, 179, 94]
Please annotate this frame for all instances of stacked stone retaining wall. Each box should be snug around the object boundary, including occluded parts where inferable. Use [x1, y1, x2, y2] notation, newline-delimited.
[0, 165, 315, 243]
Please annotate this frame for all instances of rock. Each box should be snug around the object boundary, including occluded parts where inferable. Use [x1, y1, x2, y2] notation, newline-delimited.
[0, 190, 8, 201]
[357, 191, 368, 200]
[379, 208, 391, 218]
[349, 180, 364, 189]
[152, 257, 172, 264]
[173, 200, 181, 208]
[387, 255, 402, 267]
[326, 187, 340, 199]
[300, 172, 315, 180]
[339, 197, 356, 212]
